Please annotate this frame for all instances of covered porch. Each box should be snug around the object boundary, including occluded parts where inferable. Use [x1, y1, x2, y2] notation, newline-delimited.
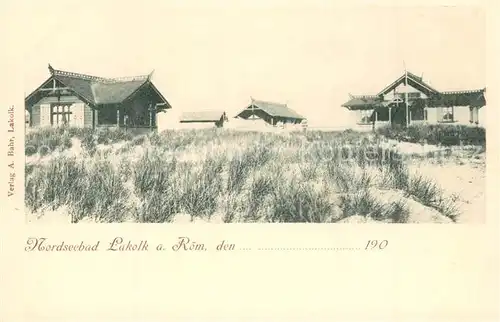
[94, 102, 168, 129]
[343, 89, 486, 129]
[342, 95, 408, 128]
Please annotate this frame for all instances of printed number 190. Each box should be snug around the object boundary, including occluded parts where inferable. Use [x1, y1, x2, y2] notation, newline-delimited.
[365, 240, 388, 250]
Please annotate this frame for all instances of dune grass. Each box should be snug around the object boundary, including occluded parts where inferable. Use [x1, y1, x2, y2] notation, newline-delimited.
[25, 126, 465, 223]
[376, 123, 486, 147]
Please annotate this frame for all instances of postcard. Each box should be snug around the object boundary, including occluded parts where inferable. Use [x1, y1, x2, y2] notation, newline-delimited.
[1, 1, 498, 321]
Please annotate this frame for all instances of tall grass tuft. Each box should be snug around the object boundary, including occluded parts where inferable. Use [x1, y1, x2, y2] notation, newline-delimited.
[339, 190, 383, 219]
[265, 178, 337, 223]
[245, 174, 274, 221]
[25, 156, 84, 212]
[406, 174, 459, 221]
[133, 150, 177, 197]
[25, 155, 130, 222]
[71, 159, 130, 222]
[178, 155, 225, 220]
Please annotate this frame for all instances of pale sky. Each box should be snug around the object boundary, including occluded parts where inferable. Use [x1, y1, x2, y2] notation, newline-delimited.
[14, 1, 486, 127]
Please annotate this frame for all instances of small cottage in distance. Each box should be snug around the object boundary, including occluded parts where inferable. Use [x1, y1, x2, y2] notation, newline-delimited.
[179, 110, 228, 128]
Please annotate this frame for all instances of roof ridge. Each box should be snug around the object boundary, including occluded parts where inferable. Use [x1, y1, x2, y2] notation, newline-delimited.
[252, 98, 287, 106]
[440, 88, 485, 94]
[106, 75, 150, 83]
[49, 64, 150, 83]
[50, 67, 111, 83]
[377, 69, 439, 96]
[351, 94, 379, 99]
[406, 71, 422, 78]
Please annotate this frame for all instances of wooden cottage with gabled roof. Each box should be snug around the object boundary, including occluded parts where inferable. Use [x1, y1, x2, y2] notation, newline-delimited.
[342, 70, 486, 128]
[25, 64, 172, 131]
[235, 98, 306, 126]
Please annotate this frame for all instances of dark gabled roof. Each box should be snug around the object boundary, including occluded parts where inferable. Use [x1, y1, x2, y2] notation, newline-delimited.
[377, 71, 440, 96]
[341, 95, 383, 110]
[49, 65, 151, 105]
[344, 71, 487, 110]
[91, 80, 148, 104]
[180, 110, 226, 122]
[52, 73, 96, 103]
[25, 65, 172, 109]
[440, 88, 486, 96]
[238, 99, 305, 119]
[427, 88, 486, 107]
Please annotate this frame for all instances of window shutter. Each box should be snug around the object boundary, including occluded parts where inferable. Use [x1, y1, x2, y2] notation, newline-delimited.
[40, 104, 51, 127]
[473, 107, 479, 123]
[71, 103, 85, 128]
[54, 105, 61, 127]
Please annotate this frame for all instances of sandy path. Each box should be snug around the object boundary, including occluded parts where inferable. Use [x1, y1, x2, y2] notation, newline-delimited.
[390, 140, 486, 223]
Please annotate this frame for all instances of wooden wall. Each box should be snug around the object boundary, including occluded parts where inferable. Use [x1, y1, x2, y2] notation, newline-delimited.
[421, 106, 478, 125]
[124, 86, 158, 127]
[426, 107, 438, 123]
[454, 106, 472, 125]
[84, 103, 93, 128]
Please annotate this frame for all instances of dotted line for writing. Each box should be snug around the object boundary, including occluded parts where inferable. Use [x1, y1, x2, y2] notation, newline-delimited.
[239, 247, 361, 251]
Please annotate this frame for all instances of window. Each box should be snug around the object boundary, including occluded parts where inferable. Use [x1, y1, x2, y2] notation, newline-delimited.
[441, 107, 454, 122]
[411, 107, 426, 121]
[51, 104, 72, 126]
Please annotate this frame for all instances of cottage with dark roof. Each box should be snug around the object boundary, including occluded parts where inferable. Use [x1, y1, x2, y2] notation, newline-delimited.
[180, 110, 228, 127]
[25, 64, 172, 131]
[235, 98, 306, 126]
[342, 70, 486, 128]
